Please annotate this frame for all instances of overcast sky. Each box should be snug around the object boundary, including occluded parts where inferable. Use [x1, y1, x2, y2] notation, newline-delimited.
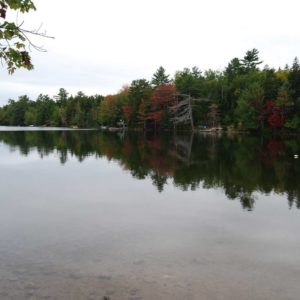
[0, 0, 299, 105]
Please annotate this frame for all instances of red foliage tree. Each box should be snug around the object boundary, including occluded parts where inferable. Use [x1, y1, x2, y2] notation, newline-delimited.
[122, 104, 132, 126]
[148, 111, 164, 122]
[259, 100, 285, 129]
[148, 84, 176, 128]
[151, 84, 176, 110]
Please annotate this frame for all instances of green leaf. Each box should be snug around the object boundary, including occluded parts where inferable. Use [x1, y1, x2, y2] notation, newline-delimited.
[15, 42, 25, 49]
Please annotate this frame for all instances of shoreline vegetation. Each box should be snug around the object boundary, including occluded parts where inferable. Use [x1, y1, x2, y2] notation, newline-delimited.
[1, 49, 300, 134]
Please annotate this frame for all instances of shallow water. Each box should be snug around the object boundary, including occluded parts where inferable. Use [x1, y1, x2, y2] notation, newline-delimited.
[0, 128, 299, 299]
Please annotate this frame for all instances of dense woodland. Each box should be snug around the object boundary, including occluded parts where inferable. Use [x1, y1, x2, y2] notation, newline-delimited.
[1, 49, 300, 131]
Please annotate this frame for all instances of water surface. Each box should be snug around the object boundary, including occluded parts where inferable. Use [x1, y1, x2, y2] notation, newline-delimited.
[0, 128, 299, 300]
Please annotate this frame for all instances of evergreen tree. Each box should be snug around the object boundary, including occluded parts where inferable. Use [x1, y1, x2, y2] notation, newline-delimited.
[174, 67, 203, 97]
[241, 49, 263, 72]
[225, 58, 243, 80]
[262, 66, 282, 100]
[288, 57, 300, 102]
[151, 66, 170, 87]
[54, 88, 69, 106]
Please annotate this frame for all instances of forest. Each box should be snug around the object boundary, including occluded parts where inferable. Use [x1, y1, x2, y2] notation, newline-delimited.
[1, 49, 300, 132]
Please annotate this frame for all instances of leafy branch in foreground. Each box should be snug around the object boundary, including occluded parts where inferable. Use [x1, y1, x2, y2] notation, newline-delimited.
[0, 0, 53, 74]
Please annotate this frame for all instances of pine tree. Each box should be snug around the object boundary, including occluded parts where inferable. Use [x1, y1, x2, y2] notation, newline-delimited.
[151, 66, 170, 87]
[288, 57, 300, 102]
[241, 49, 263, 72]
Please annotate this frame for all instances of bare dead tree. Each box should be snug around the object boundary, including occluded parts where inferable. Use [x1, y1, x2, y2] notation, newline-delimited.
[169, 93, 211, 131]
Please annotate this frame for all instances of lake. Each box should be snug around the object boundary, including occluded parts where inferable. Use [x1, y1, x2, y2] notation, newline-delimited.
[0, 127, 299, 300]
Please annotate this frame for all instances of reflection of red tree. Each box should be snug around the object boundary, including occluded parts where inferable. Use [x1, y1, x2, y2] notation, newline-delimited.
[102, 145, 117, 161]
[268, 112, 284, 128]
[147, 138, 163, 151]
[123, 139, 133, 155]
[261, 139, 283, 165]
[148, 155, 175, 175]
[267, 139, 283, 156]
[146, 138, 176, 175]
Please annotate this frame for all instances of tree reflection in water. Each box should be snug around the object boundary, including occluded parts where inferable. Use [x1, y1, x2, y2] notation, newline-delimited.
[0, 130, 299, 210]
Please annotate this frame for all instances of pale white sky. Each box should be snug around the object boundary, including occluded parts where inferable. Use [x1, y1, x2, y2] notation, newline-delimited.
[0, 0, 299, 105]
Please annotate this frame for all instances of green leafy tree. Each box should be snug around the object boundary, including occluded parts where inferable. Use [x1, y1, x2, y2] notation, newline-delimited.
[129, 79, 152, 101]
[174, 67, 203, 97]
[262, 66, 282, 100]
[0, 106, 4, 123]
[0, 0, 52, 73]
[235, 83, 264, 130]
[99, 95, 122, 126]
[24, 106, 37, 125]
[128, 79, 152, 125]
[235, 97, 258, 129]
[35, 94, 56, 125]
[5, 95, 32, 125]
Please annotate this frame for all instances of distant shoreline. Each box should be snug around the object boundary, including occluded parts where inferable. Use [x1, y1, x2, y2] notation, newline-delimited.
[1, 125, 299, 137]
[0, 126, 97, 131]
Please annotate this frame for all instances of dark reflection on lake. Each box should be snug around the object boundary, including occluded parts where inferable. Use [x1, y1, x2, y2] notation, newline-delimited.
[0, 128, 299, 300]
[1, 129, 300, 210]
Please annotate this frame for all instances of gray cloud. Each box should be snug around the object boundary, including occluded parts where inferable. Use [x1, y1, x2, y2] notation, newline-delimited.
[1, 0, 300, 106]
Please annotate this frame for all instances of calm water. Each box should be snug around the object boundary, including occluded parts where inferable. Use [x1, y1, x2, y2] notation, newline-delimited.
[0, 127, 299, 300]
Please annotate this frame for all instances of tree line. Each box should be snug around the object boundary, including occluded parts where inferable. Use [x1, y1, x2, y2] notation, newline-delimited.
[1, 49, 300, 131]
[0, 90, 103, 128]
